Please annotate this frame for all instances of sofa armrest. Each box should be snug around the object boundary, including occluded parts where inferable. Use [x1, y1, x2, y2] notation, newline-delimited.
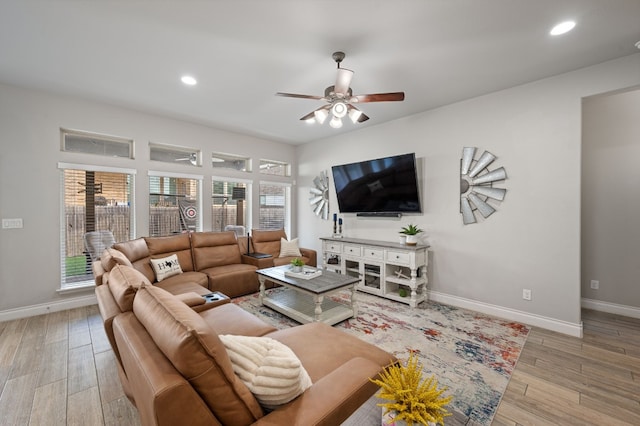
[299, 248, 317, 267]
[175, 292, 206, 307]
[241, 254, 274, 269]
[92, 260, 107, 286]
[253, 357, 383, 426]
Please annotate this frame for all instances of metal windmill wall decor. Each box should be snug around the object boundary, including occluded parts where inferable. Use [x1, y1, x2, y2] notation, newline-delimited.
[309, 170, 330, 220]
[460, 147, 507, 225]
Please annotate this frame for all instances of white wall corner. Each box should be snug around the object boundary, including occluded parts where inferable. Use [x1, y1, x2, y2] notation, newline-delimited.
[581, 298, 640, 319]
[0, 294, 97, 322]
[429, 290, 584, 338]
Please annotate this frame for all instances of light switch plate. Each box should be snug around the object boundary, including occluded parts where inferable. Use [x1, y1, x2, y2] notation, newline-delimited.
[2, 218, 23, 229]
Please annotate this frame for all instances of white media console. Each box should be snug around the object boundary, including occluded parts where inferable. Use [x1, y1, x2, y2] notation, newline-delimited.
[320, 237, 429, 308]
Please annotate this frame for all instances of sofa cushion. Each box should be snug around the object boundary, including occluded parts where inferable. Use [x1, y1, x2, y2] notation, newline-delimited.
[100, 247, 133, 272]
[132, 284, 263, 424]
[251, 229, 287, 258]
[108, 264, 152, 312]
[113, 238, 155, 282]
[200, 264, 259, 298]
[154, 271, 209, 291]
[191, 231, 242, 270]
[145, 233, 195, 273]
[150, 254, 183, 282]
[219, 334, 312, 409]
[200, 304, 277, 337]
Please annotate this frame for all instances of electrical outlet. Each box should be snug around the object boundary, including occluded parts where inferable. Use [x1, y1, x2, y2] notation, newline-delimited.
[522, 289, 532, 301]
[2, 218, 23, 229]
[590, 280, 599, 290]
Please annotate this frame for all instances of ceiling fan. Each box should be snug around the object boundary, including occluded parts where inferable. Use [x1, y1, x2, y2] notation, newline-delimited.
[276, 51, 405, 128]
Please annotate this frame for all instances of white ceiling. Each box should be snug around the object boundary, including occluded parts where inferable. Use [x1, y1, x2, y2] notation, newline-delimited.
[1, 1, 639, 145]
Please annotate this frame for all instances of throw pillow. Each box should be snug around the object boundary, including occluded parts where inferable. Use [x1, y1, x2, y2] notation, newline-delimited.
[149, 254, 183, 282]
[219, 334, 312, 409]
[279, 238, 302, 258]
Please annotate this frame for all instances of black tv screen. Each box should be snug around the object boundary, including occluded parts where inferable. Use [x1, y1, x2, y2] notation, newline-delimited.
[331, 153, 422, 213]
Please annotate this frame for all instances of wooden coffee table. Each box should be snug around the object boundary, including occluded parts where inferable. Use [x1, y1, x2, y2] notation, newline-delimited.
[257, 265, 359, 326]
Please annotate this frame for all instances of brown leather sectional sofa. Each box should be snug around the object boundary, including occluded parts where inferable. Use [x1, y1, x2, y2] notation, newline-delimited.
[92, 229, 317, 298]
[94, 229, 395, 425]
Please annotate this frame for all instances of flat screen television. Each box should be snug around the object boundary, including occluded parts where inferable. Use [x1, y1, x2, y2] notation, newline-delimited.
[331, 153, 422, 214]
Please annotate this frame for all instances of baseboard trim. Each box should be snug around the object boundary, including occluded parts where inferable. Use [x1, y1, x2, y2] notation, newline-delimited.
[0, 294, 97, 322]
[428, 290, 583, 337]
[581, 298, 640, 319]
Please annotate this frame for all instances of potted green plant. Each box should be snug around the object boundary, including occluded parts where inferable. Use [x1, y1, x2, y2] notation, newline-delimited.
[370, 352, 452, 425]
[399, 224, 423, 246]
[290, 257, 305, 273]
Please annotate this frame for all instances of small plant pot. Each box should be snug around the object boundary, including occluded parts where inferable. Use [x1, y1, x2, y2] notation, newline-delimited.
[291, 265, 303, 273]
[405, 235, 419, 246]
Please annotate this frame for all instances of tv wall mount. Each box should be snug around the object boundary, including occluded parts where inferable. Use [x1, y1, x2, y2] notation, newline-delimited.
[309, 170, 330, 220]
[460, 147, 507, 225]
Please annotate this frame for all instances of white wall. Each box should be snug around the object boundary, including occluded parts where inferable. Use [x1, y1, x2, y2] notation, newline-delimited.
[297, 54, 640, 335]
[0, 83, 295, 314]
[582, 88, 640, 309]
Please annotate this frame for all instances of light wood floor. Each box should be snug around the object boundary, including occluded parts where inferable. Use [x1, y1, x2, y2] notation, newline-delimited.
[495, 309, 640, 426]
[0, 306, 638, 425]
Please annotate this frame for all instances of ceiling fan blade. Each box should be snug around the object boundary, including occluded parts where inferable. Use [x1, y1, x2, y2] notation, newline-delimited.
[334, 68, 354, 95]
[350, 92, 405, 103]
[276, 92, 324, 100]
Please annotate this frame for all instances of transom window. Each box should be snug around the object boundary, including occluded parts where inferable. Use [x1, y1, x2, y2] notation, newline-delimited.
[212, 152, 251, 172]
[61, 128, 133, 158]
[150, 142, 201, 167]
[259, 159, 290, 177]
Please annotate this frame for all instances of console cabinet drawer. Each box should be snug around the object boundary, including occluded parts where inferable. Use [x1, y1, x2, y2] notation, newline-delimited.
[343, 244, 362, 256]
[386, 250, 411, 265]
[324, 242, 342, 253]
[363, 247, 384, 260]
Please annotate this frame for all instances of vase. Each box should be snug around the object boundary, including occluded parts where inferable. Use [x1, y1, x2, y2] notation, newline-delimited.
[381, 410, 436, 426]
[291, 265, 303, 273]
[405, 235, 418, 246]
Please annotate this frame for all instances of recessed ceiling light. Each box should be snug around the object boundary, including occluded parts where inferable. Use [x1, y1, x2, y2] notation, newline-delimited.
[181, 75, 197, 86]
[550, 20, 576, 36]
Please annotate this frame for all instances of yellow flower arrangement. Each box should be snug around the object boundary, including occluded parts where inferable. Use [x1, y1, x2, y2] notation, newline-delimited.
[370, 352, 452, 426]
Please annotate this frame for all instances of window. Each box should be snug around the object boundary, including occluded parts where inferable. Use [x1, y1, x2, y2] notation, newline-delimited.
[212, 152, 251, 172]
[61, 128, 133, 158]
[149, 171, 202, 236]
[59, 163, 135, 289]
[259, 159, 290, 177]
[259, 181, 290, 233]
[150, 142, 201, 167]
[212, 179, 250, 234]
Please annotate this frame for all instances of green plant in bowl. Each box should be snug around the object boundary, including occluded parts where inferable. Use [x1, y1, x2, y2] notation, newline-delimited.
[399, 224, 424, 235]
[290, 257, 305, 272]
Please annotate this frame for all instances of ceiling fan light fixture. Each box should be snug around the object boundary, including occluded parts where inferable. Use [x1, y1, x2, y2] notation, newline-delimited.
[314, 109, 328, 124]
[329, 116, 343, 128]
[332, 101, 347, 118]
[348, 108, 363, 123]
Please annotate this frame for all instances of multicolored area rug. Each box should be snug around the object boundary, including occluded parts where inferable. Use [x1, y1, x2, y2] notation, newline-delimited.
[233, 290, 529, 425]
